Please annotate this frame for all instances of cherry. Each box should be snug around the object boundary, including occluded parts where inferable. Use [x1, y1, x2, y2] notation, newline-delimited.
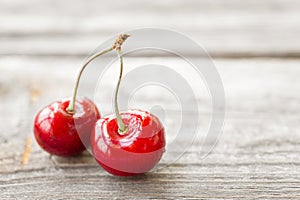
[34, 97, 100, 156]
[33, 36, 123, 156]
[91, 35, 166, 176]
[91, 110, 165, 176]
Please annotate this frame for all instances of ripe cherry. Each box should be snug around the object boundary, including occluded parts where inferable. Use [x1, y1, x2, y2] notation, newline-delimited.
[34, 97, 100, 156]
[33, 38, 120, 156]
[91, 110, 165, 176]
[91, 35, 166, 176]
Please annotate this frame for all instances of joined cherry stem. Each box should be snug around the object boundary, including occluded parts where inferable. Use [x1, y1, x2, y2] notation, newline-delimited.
[66, 47, 114, 114]
[66, 34, 130, 134]
[115, 49, 127, 134]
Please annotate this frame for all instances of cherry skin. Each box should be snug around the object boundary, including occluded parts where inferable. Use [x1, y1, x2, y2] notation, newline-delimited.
[91, 109, 166, 176]
[33, 35, 130, 157]
[34, 97, 100, 157]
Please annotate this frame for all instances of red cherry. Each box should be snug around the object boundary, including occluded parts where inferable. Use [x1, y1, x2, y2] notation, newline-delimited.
[34, 97, 100, 156]
[33, 35, 130, 157]
[91, 109, 165, 176]
[91, 34, 165, 176]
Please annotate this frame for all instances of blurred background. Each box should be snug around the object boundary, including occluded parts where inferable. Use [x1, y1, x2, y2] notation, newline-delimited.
[1, 0, 299, 139]
[1, 0, 299, 57]
[1, 0, 300, 199]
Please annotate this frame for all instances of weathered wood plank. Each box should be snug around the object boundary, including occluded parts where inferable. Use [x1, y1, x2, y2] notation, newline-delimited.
[0, 56, 299, 114]
[1, 0, 299, 198]
[0, 57, 299, 199]
[0, 115, 299, 199]
[0, 0, 300, 57]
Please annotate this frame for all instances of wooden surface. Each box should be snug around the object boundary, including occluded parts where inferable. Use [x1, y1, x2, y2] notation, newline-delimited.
[1, 0, 300, 199]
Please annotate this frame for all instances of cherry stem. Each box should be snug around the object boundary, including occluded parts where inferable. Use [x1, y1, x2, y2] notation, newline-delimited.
[66, 34, 130, 117]
[115, 49, 127, 133]
[66, 47, 113, 114]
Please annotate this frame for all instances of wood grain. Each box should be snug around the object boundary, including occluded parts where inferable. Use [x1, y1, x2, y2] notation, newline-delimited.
[0, 0, 300, 57]
[0, 57, 299, 199]
[1, 0, 299, 198]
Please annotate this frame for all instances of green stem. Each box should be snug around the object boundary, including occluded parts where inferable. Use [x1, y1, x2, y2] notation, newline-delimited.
[66, 47, 114, 114]
[115, 49, 127, 133]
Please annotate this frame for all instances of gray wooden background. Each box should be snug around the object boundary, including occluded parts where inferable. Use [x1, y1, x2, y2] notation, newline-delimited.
[1, 0, 300, 199]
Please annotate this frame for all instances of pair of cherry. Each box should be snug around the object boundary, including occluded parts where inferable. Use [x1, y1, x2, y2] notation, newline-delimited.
[34, 34, 166, 176]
